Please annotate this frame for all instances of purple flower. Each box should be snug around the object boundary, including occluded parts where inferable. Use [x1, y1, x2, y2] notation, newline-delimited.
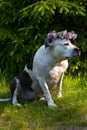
[62, 30, 68, 36]
[48, 31, 58, 39]
[48, 33, 54, 39]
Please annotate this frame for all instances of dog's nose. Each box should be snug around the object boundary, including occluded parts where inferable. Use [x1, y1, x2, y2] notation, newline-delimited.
[74, 48, 81, 56]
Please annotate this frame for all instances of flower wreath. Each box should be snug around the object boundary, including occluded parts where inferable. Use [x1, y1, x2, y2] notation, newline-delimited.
[44, 30, 77, 47]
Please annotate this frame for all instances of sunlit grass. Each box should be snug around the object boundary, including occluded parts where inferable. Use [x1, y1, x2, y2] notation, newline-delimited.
[0, 71, 10, 98]
[0, 72, 87, 130]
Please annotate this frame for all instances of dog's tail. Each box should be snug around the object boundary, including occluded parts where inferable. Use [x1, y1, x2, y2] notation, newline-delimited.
[0, 98, 11, 102]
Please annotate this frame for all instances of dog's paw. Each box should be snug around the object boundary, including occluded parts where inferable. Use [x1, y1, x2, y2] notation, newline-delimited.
[57, 93, 62, 98]
[39, 97, 46, 101]
[13, 102, 22, 107]
[16, 103, 22, 107]
[48, 102, 57, 108]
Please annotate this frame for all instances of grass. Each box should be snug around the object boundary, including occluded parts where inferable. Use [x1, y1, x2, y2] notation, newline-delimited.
[0, 73, 87, 130]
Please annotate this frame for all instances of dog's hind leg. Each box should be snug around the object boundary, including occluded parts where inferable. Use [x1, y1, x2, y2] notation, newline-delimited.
[11, 78, 21, 106]
[56, 73, 64, 98]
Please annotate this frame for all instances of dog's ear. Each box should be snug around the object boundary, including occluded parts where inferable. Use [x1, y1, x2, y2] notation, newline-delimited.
[44, 38, 53, 48]
[70, 38, 76, 45]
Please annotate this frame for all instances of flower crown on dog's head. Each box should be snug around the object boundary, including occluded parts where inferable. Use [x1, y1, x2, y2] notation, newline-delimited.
[44, 30, 77, 48]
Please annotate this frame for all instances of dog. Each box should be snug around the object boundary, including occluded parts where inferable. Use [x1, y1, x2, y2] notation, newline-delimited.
[0, 30, 81, 107]
[31, 30, 81, 107]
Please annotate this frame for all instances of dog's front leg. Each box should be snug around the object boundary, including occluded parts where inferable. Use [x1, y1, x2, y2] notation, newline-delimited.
[56, 73, 64, 98]
[38, 77, 57, 108]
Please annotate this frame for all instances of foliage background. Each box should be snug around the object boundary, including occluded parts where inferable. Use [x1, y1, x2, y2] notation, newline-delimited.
[0, 0, 87, 78]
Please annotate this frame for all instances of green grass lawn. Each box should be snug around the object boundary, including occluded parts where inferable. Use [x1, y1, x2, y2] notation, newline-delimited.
[0, 73, 87, 130]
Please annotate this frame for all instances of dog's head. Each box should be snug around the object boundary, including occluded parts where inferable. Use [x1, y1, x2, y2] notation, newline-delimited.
[44, 30, 81, 60]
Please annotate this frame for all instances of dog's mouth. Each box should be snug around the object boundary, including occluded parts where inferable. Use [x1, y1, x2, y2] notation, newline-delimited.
[65, 57, 70, 59]
[65, 48, 81, 59]
[65, 54, 81, 59]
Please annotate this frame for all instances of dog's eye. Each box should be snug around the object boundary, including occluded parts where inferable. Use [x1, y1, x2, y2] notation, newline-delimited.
[64, 43, 69, 46]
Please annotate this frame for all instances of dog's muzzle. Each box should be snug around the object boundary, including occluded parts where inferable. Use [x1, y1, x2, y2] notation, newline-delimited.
[74, 47, 81, 57]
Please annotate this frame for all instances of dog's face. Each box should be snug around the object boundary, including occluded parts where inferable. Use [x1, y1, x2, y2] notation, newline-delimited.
[45, 30, 81, 60]
[52, 38, 81, 60]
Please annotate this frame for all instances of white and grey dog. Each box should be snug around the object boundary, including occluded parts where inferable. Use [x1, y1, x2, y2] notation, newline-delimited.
[0, 30, 81, 107]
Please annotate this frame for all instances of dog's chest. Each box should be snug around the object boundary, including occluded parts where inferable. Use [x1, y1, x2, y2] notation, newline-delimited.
[46, 66, 63, 86]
